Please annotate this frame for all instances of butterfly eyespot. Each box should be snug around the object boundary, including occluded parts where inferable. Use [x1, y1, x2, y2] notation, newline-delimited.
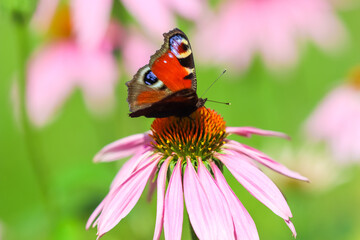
[144, 70, 158, 85]
[169, 34, 191, 58]
[181, 43, 189, 52]
[170, 34, 182, 44]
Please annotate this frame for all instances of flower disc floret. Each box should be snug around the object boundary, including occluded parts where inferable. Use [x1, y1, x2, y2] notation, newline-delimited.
[150, 107, 227, 161]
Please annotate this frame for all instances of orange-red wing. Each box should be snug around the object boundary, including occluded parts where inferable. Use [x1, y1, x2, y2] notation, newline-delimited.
[151, 50, 192, 92]
[136, 90, 168, 105]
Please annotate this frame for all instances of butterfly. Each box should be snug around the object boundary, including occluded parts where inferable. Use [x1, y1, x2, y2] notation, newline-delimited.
[126, 28, 206, 118]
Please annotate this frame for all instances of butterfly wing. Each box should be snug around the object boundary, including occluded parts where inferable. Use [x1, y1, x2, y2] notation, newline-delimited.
[126, 65, 172, 113]
[126, 28, 198, 117]
[149, 28, 197, 92]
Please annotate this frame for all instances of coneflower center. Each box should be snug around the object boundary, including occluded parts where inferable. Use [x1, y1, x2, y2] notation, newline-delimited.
[150, 107, 227, 161]
[47, 5, 72, 39]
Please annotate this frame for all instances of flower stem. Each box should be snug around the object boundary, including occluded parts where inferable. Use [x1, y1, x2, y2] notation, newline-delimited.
[13, 10, 51, 208]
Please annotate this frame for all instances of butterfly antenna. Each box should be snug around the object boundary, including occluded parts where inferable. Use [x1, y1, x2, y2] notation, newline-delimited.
[200, 69, 227, 99]
[207, 99, 231, 105]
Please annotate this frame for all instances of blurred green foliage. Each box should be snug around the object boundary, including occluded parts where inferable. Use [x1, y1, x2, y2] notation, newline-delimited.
[1, 4, 360, 240]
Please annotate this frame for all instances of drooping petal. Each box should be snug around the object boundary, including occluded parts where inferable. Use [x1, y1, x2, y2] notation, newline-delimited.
[164, 159, 184, 240]
[122, 28, 157, 75]
[86, 198, 105, 229]
[226, 126, 290, 140]
[197, 159, 234, 239]
[75, 49, 118, 116]
[216, 153, 293, 221]
[210, 161, 259, 240]
[224, 140, 308, 181]
[96, 155, 161, 238]
[71, 0, 113, 50]
[183, 157, 218, 240]
[147, 167, 157, 202]
[93, 132, 151, 162]
[153, 156, 172, 240]
[26, 41, 78, 127]
[87, 151, 158, 230]
[285, 219, 297, 237]
[109, 147, 154, 189]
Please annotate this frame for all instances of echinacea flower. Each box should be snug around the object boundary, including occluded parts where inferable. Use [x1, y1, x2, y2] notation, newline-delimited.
[194, 0, 346, 73]
[305, 66, 360, 163]
[87, 108, 308, 239]
[27, 0, 122, 126]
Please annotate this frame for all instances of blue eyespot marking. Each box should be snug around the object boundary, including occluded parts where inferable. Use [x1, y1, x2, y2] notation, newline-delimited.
[144, 70, 158, 85]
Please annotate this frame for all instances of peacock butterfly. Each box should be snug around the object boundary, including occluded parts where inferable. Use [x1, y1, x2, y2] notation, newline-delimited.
[126, 28, 206, 118]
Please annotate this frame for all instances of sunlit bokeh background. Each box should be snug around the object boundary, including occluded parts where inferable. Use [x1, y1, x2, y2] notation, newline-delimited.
[1, 0, 360, 239]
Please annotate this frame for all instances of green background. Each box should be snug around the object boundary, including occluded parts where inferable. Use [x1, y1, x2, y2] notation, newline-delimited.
[1, 3, 360, 240]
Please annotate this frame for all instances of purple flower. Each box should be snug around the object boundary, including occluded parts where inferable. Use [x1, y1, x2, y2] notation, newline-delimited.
[305, 67, 360, 163]
[194, 0, 346, 73]
[27, 0, 122, 126]
[87, 108, 307, 239]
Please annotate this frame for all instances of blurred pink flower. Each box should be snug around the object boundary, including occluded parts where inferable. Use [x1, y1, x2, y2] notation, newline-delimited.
[27, 0, 122, 126]
[121, 0, 205, 36]
[305, 71, 360, 163]
[87, 108, 307, 239]
[194, 0, 347, 73]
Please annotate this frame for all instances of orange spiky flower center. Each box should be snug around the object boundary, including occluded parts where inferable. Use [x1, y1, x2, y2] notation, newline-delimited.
[150, 107, 227, 162]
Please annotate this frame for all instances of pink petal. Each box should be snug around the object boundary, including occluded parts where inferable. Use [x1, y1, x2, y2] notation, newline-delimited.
[226, 126, 290, 140]
[153, 156, 172, 240]
[122, 28, 157, 75]
[93, 132, 151, 162]
[87, 151, 158, 230]
[147, 167, 157, 202]
[197, 159, 234, 239]
[71, 0, 113, 50]
[256, 3, 298, 71]
[210, 161, 259, 240]
[120, 0, 175, 36]
[96, 155, 161, 238]
[164, 159, 184, 240]
[216, 153, 293, 221]
[75, 49, 118, 115]
[26, 41, 78, 127]
[109, 147, 154, 189]
[224, 140, 309, 181]
[101, 21, 124, 51]
[194, 0, 254, 72]
[31, 0, 59, 31]
[183, 157, 218, 240]
[285, 219, 297, 237]
[86, 198, 105, 229]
